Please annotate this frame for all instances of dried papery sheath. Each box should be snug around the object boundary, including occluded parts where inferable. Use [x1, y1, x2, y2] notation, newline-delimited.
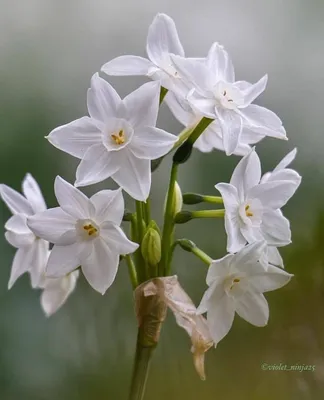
[135, 276, 214, 379]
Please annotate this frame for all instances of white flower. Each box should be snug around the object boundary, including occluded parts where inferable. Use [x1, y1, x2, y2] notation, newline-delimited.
[215, 149, 301, 253]
[101, 13, 188, 95]
[261, 148, 298, 183]
[0, 174, 49, 289]
[27, 176, 138, 294]
[166, 91, 263, 156]
[197, 241, 293, 344]
[47, 74, 177, 201]
[39, 269, 79, 317]
[171, 43, 287, 155]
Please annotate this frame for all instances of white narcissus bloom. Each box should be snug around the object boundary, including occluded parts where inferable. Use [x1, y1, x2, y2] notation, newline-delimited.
[215, 149, 301, 253]
[39, 268, 79, 317]
[166, 92, 263, 156]
[47, 74, 177, 201]
[171, 43, 287, 155]
[197, 241, 293, 344]
[28, 177, 138, 294]
[101, 13, 188, 94]
[0, 174, 49, 289]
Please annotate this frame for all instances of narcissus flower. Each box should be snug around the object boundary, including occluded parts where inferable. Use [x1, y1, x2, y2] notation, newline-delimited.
[47, 75, 177, 201]
[0, 174, 49, 289]
[215, 149, 301, 253]
[28, 177, 138, 294]
[197, 241, 293, 344]
[172, 43, 287, 155]
[101, 13, 188, 94]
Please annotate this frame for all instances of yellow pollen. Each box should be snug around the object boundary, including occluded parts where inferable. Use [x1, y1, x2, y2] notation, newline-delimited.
[245, 205, 254, 217]
[230, 278, 240, 290]
[83, 224, 98, 236]
[111, 129, 125, 145]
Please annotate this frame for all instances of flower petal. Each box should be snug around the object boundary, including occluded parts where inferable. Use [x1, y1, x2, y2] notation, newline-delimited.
[75, 143, 120, 187]
[267, 246, 284, 268]
[8, 248, 31, 289]
[111, 149, 151, 201]
[229, 149, 261, 200]
[5, 230, 35, 248]
[100, 222, 138, 254]
[0, 184, 33, 215]
[249, 265, 292, 293]
[81, 238, 119, 294]
[206, 42, 235, 83]
[90, 188, 124, 225]
[101, 55, 153, 76]
[165, 92, 193, 126]
[216, 108, 242, 156]
[235, 291, 269, 326]
[146, 13, 184, 65]
[273, 148, 297, 172]
[123, 81, 160, 129]
[261, 209, 291, 246]
[55, 176, 94, 219]
[29, 239, 49, 288]
[238, 75, 268, 107]
[46, 243, 88, 277]
[87, 73, 121, 123]
[40, 271, 79, 317]
[47, 116, 102, 159]
[5, 214, 30, 234]
[22, 174, 46, 213]
[248, 179, 300, 209]
[131, 127, 177, 160]
[233, 241, 267, 267]
[28, 207, 75, 244]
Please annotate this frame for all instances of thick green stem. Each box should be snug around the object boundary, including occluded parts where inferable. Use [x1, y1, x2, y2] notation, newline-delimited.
[160, 163, 178, 276]
[143, 198, 151, 225]
[203, 195, 224, 204]
[191, 246, 213, 265]
[191, 209, 225, 219]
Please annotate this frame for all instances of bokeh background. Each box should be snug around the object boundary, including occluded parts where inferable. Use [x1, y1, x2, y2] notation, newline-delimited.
[1, 0, 324, 399]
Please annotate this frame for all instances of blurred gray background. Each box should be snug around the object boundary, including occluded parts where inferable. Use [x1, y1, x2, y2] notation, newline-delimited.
[0, 0, 324, 399]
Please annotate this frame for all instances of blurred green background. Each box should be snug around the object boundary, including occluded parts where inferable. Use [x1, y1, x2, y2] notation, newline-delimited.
[0, 0, 324, 399]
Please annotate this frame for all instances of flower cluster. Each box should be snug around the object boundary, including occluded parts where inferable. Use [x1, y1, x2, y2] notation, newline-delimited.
[1, 13, 301, 380]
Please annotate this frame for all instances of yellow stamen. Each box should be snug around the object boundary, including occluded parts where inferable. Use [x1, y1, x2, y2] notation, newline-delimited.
[111, 129, 125, 145]
[83, 224, 98, 236]
[245, 205, 253, 217]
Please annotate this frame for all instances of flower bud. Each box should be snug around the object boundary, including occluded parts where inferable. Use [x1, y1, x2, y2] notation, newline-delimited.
[141, 222, 162, 266]
[182, 193, 204, 205]
[174, 210, 192, 224]
[164, 181, 183, 217]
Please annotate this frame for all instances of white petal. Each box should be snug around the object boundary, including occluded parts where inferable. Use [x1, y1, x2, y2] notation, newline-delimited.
[123, 81, 160, 129]
[146, 13, 184, 65]
[273, 148, 297, 172]
[267, 246, 284, 268]
[40, 271, 79, 317]
[229, 149, 261, 200]
[248, 179, 300, 209]
[22, 174, 46, 213]
[5, 230, 35, 247]
[90, 188, 124, 225]
[233, 241, 267, 267]
[81, 238, 119, 294]
[264, 168, 301, 185]
[206, 42, 235, 83]
[206, 290, 235, 343]
[29, 239, 49, 288]
[27, 207, 75, 244]
[47, 116, 102, 159]
[165, 92, 193, 126]
[8, 248, 30, 289]
[100, 222, 138, 254]
[261, 209, 291, 246]
[235, 291, 269, 326]
[240, 105, 287, 140]
[46, 243, 88, 277]
[87, 73, 121, 123]
[188, 94, 216, 118]
[5, 214, 30, 234]
[102, 55, 153, 76]
[240, 225, 264, 244]
[0, 184, 33, 215]
[216, 108, 242, 156]
[111, 150, 151, 201]
[249, 265, 292, 293]
[206, 256, 232, 286]
[225, 214, 247, 253]
[215, 183, 239, 212]
[75, 143, 120, 187]
[55, 176, 94, 219]
[194, 132, 214, 153]
[239, 75, 268, 107]
[131, 127, 177, 160]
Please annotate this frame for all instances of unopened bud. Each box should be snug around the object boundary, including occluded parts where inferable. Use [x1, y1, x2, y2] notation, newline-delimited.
[141, 223, 161, 266]
[164, 181, 183, 217]
[177, 239, 196, 252]
[174, 210, 192, 224]
[182, 193, 204, 205]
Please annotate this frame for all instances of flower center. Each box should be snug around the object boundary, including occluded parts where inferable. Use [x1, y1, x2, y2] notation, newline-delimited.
[213, 81, 244, 110]
[111, 129, 125, 145]
[245, 204, 253, 217]
[76, 219, 100, 241]
[224, 274, 246, 297]
[239, 199, 263, 227]
[229, 277, 240, 290]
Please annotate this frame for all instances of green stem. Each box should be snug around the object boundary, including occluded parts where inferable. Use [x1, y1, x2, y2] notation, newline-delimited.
[191, 209, 225, 218]
[160, 163, 179, 276]
[125, 255, 138, 289]
[143, 198, 151, 225]
[191, 246, 213, 265]
[136, 201, 145, 242]
[128, 333, 154, 400]
[202, 195, 223, 204]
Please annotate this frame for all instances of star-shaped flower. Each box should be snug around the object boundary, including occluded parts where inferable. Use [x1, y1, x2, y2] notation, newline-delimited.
[215, 149, 301, 253]
[28, 177, 138, 294]
[0, 174, 49, 289]
[47, 74, 177, 201]
[172, 43, 287, 155]
[197, 241, 293, 344]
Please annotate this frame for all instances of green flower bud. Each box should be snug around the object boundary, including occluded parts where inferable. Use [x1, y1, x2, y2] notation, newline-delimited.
[174, 211, 193, 224]
[164, 181, 183, 217]
[182, 193, 204, 205]
[141, 225, 162, 266]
